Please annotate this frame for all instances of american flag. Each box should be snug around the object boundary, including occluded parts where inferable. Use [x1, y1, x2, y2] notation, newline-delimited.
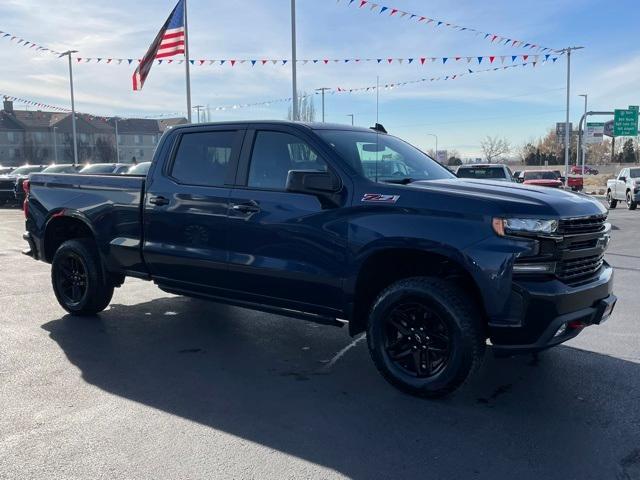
[133, 0, 185, 91]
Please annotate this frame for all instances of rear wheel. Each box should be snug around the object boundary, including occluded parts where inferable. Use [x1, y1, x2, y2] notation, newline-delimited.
[366, 277, 485, 398]
[51, 239, 114, 315]
[607, 190, 617, 209]
[626, 191, 637, 210]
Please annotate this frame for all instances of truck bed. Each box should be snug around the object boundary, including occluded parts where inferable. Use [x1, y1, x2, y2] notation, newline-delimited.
[27, 173, 148, 276]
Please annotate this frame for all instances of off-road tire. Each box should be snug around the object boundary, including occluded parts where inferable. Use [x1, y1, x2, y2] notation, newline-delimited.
[51, 239, 114, 315]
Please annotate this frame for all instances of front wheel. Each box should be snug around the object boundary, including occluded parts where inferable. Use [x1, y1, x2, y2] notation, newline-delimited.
[607, 190, 617, 209]
[366, 277, 485, 398]
[627, 191, 637, 210]
[51, 239, 114, 315]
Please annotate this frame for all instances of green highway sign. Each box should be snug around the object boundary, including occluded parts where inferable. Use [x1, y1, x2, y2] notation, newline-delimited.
[613, 108, 639, 136]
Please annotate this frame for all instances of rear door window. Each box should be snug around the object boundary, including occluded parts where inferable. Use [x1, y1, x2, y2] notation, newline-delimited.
[170, 130, 240, 187]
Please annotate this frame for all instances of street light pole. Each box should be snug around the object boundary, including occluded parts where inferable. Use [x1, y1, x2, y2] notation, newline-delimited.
[560, 46, 584, 183]
[426, 133, 438, 160]
[60, 50, 79, 166]
[346, 114, 354, 126]
[290, 0, 299, 121]
[315, 87, 330, 122]
[579, 94, 587, 172]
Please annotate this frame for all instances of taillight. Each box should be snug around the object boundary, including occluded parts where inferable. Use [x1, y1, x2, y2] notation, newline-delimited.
[22, 179, 30, 218]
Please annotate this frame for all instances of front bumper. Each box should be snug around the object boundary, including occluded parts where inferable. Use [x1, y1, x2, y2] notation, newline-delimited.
[490, 264, 615, 356]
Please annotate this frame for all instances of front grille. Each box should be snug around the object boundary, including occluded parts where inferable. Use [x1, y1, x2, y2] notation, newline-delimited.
[559, 214, 607, 234]
[567, 238, 598, 251]
[557, 254, 604, 284]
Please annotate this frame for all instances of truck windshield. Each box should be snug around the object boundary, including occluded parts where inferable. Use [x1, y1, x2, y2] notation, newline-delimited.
[457, 167, 506, 179]
[317, 130, 455, 184]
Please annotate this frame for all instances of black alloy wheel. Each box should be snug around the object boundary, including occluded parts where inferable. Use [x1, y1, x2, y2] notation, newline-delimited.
[384, 301, 451, 378]
[367, 277, 485, 398]
[51, 239, 114, 315]
[54, 253, 88, 306]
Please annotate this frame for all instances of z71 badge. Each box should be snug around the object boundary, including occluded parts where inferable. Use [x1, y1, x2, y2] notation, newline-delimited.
[362, 193, 400, 203]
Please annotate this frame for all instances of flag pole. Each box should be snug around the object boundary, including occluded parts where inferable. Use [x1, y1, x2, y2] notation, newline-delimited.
[184, 0, 192, 123]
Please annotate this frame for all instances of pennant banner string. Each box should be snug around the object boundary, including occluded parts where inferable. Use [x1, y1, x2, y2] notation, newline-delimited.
[1, 27, 562, 67]
[208, 59, 556, 111]
[1, 92, 189, 120]
[336, 0, 560, 53]
[0, 29, 61, 56]
[1, 93, 70, 112]
[71, 53, 559, 66]
[1, 60, 557, 117]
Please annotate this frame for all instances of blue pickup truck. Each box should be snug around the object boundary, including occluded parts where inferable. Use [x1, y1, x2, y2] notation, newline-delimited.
[22, 121, 616, 397]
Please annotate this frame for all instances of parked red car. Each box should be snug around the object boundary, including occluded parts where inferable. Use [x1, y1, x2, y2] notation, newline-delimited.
[518, 170, 563, 188]
[571, 165, 599, 175]
[516, 170, 583, 191]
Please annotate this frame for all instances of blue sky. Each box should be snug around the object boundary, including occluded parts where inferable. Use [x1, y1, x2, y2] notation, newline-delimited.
[0, 0, 639, 157]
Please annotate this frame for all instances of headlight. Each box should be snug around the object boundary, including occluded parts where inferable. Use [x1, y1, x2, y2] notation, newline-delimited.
[492, 217, 558, 236]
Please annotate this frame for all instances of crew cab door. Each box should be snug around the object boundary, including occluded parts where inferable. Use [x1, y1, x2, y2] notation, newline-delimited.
[615, 169, 628, 199]
[225, 127, 349, 315]
[143, 126, 244, 293]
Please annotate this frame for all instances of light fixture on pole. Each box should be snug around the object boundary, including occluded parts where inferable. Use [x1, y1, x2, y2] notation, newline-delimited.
[315, 88, 331, 122]
[346, 114, 354, 126]
[578, 93, 587, 172]
[193, 105, 204, 123]
[290, 0, 299, 121]
[559, 46, 584, 183]
[425, 133, 438, 160]
[60, 50, 79, 166]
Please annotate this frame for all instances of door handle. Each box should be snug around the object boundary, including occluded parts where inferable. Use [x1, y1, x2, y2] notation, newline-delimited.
[231, 202, 260, 214]
[149, 195, 170, 206]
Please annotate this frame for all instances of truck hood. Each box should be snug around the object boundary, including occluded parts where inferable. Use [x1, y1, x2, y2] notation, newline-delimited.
[409, 178, 606, 218]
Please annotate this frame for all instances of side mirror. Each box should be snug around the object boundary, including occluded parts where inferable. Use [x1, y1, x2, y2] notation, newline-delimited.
[620, 176, 627, 182]
[286, 170, 341, 207]
[286, 170, 340, 193]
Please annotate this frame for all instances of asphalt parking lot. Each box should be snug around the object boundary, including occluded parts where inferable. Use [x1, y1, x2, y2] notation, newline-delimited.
[0, 204, 639, 480]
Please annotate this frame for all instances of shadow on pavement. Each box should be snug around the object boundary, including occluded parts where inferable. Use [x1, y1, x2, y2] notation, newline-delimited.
[42, 296, 640, 480]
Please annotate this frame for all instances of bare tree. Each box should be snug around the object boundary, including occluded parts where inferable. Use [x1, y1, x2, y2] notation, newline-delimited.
[481, 136, 511, 163]
[517, 139, 536, 163]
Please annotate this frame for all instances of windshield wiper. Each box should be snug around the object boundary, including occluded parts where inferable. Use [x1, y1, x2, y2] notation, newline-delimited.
[381, 177, 415, 185]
